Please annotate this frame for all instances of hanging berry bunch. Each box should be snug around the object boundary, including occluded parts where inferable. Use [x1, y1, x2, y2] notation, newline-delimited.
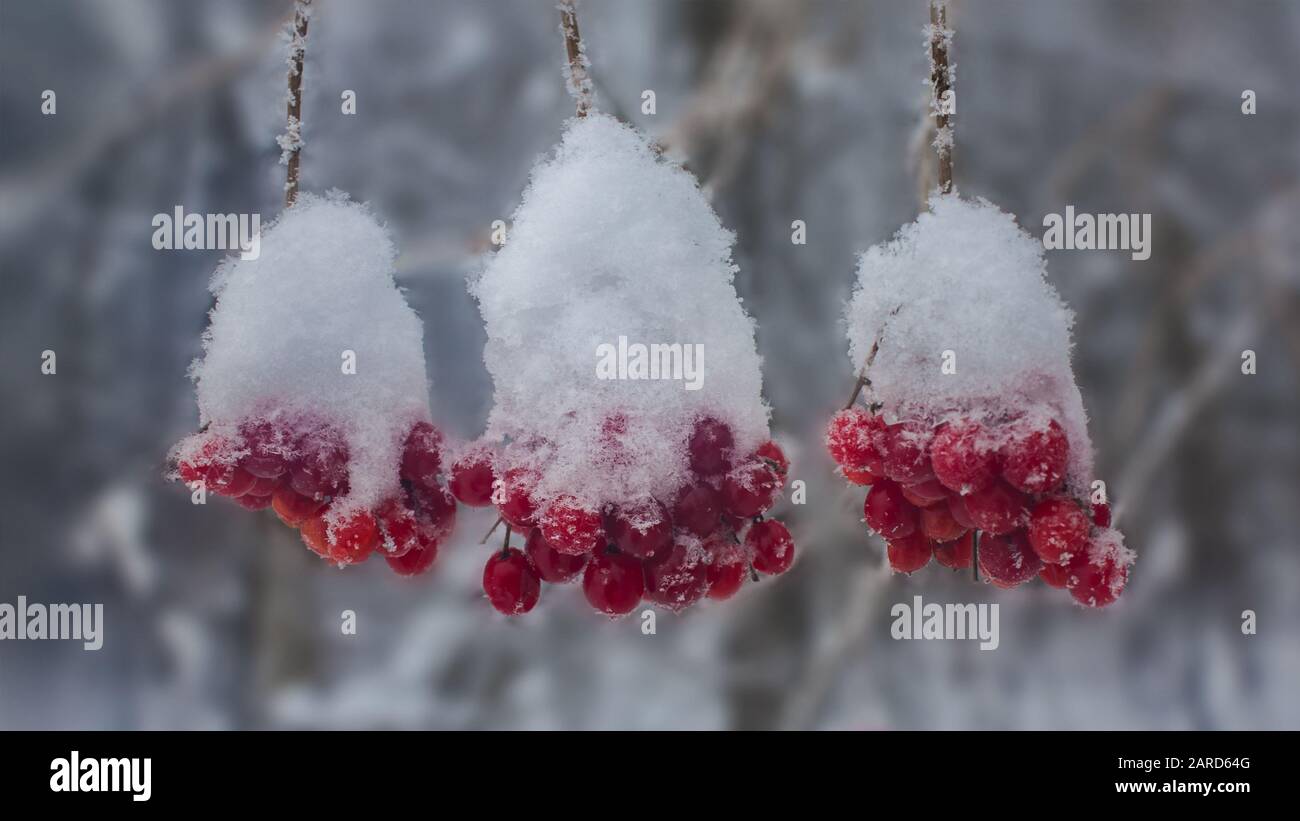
[826, 2, 1132, 607]
[169, 3, 459, 575]
[464, 2, 796, 618]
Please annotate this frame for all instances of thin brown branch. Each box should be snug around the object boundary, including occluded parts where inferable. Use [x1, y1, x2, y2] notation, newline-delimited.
[284, 0, 312, 207]
[559, 0, 594, 118]
[927, 0, 954, 195]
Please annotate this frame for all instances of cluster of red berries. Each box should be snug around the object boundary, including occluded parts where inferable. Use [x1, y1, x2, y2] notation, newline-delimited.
[463, 416, 797, 617]
[826, 406, 1127, 607]
[174, 417, 457, 575]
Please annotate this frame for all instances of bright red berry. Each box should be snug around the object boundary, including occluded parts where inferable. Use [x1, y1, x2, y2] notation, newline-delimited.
[1027, 497, 1091, 564]
[246, 474, 279, 497]
[400, 421, 443, 491]
[211, 465, 256, 497]
[963, 480, 1028, 535]
[886, 531, 933, 574]
[977, 530, 1042, 589]
[688, 416, 734, 476]
[880, 420, 935, 485]
[525, 527, 588, 583]
[1039, 562, 1070, 588]
[920, 504, 968, 543]
[929, 420, 995, 495]
[748, 519, 796, 575]
[721, 460, 780, 518]
[495, 467, 539, 528]
[539, 495, 605, 555]
[483, 548, 540, 615]
[841, 466, 878, 486]
[1067, 546, 1127, 608]
[644, 538, 710, 612]
[673, 483, 721, 539]
[862, 480, 919, 540]
[300, 515, 331, 559]
[1001, 418, 1069, 494]
[375, 497, 420, 558]
[933, 531, 974, 570]
[448, 448, 496, 507]
[901, 478, 947, 508]
[825, 408, 885, 472]
[329, 510, 379, 565]
[272, 485, 325, 527]
[607, 499, 672, 561]
[946, 494, 977, 529]
[385, 534, 438, 576]
[705, 538, 747, 601]
[582, 547, 645, 617]
[755, 440, 789, 476]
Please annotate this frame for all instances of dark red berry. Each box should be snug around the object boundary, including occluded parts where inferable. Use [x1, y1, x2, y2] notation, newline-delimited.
[755, 440, 789, 476]
[933, 531, 974, 570]
[886, 531, 933, 574]
[930, 420, 995, 495]
[483, 548, 540, 615]
[978, 530, 1042, 589]
[607, 499, 672, 560]
[1001, 418, 1068, 494]
[525, 527, 587, 583]
[748, 519, 795, 575]
[963, 480, 1028, 535]
[400, 421, 443, 491]
[705, 538, 747, 601]
[582, 547, 645, 617]
[1091, 501, 1112, 528]
[862, 480, 919, 539]
[385, 534, 438, 576]
[901, 478, 947, 508]
[688, 416, 734, 476]
[449, 448, 496, 507]
[644, 538, 709, 612]
[721, 460, 780, 518]
[289, 437, 348, 500]
[1027, 497, 1090, 564]
[411, 482, 457, 541]
[375, 497, 420, 558]
[673, 483, 721, 539]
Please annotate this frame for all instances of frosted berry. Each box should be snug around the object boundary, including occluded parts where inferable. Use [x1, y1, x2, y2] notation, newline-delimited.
[177, 436, 229, 485]
[900, 478, 947, 508]
[886, 531, 933, 574]
[385, 534, 438, 576]
[721, 460, 780, 518]
[688, 416, 734, 476]
[920, 504, 968, 543]
[375, 497, 420, 558]
[1000, 418, 1068, 494]
[607, 499, 672, 561]
[272, 485, 325, 527]
[963, 480, 1027, 536]
[239, 420, 289, 479]
[582, 547, 645, 617]
[448, 449, 496, 507]
[978, 531, 1042, 589]
[933, 531, 974, 570]
[1039, 562, 1070, 588]
[644, 538, 709, 612]
[539, 495, 605, 555]
[705, 538, 747, 601]
[862, 480, 919, 540]
[880, 420, 935, 485]
[400, 421, 443, 491]
[673, 483, 721, 539]
[748, 519, 796, 575]
[929, 420, 994, 495]
[1027, 497, 1090, 564]
[755, 440, 789, 476]
[825, 408, 885, 472]
[1067, 547, 1126, 608]
[495, 467, 540, 528]
[211, 465, 256, 498]
[483, 548, 540, 615]
[289, 439, 348, 500]
[525, 527, 587, 583]
[329, 511, 379, 565]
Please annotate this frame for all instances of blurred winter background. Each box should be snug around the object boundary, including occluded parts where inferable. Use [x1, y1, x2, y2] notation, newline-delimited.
[1, 0, 1297, 729]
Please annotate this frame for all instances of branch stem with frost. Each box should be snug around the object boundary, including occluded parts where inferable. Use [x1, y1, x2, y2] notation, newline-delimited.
[283, 0, 311, 208]
[927, 0, 954, 195]
[559, 0, 594, 117]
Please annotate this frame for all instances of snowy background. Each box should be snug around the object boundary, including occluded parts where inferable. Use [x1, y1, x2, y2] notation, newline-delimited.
[1, 0, 1297, 729]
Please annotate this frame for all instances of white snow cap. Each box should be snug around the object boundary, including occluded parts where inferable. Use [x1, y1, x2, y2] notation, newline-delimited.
[190, 192, 431, 512]
[846, 193, 1094, 494]
[472, 113, 770, 508]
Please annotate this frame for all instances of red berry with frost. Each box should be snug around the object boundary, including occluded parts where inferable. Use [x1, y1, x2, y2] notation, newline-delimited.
[880, 420, 935, 485]
[929, 420, 995, 495]
[385, 533, 439, 576]
[705, 538, 747, 601]
[1039, 562, 1070, 588]
[211, 465, 255, 497]
[448, 449, 496, 507]
[963, 481, 1028, 536]
[607, 499, 672, 561]
[375, 497, 420, 558]
[272, 485, 324, 527]
[582, 547, 645, 617]
[755, 440, 789, 476]
[673, 483, 721, 539]
[1067, 546, 1127, 608]
[540, 495, 605, 555]
[688, 416, 734, 476]
[239, 420, 290, 479]
[1091, 501, 1111, 528]
[483, 548, 540, 615]
[411, 482, 457, 541]
[289, 438, 348, 500]
[644, 538, 709, 612]
[901, 478, 947, 508]
[400, 421, 443, 492]
[934, 531, 974, 570]
[978, 530, 1042, 589]
[495, 467, 539, 528]
[1027, 497, 1090, 564]
[748, 519, 796, 575]
[862, 480, 919, 539]
[721, 460, 780, 518]
[1001, 418, 1068, 494]
[525, 527, 587, 583]
[886, 531, 933, 574]
[825, 408, 885, 472]
[329, 511, 379, 565]
[920, 504, 968, 543]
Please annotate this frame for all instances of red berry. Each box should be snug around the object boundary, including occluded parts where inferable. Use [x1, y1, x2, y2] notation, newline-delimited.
[300, 515, 331, 559]
[1000, 418, 1069, 494]
[934, 531, 974, 570]
[755, 440, 789, 476]
[688, 416, 734, 476]
[289, 438, 348, 500]
[246, 474, 280, 497]
[901, 478, 947, 508]
[841, 466, 877, 486]
[1027, 497, 1091, 564]
[862, 480, 919, 539]
[539, 495, 605, 555]
[582, 547, 645, 617]
[448, 449, 496, 506]
[607, 499, 672, 560]
[880, 420, 935, 485]
[495, 467, 539, 528]
[920, 504, 968, 543]
[329, 510, 379, 565]
[400, 421, 443, 491]
[929, 420, 995, 495]
[233, 492, 272, 511]
[946, 494, 977, 529]
[375, 497, 420, 558]
[1091, 501, 1112, 528]
[272, 485, 325, 527]
[721, 460, 780, 518]
[239, 420, 290, 479]
[176, 435, 229, 485]
[525, 527, 587, 583]
[963, 481, 1028, 535]
[673, 483, 721, 539]
[1067, 547, 1127, 608]
[385, 534, 438, 576]
[825, 408, 885, 472]
[1039, 562, 1070, 588]
[412, 482, 457, 541]
[978, 530, 1042, 589]
[483, 548, 540, 615]
[705, 538, 747, 601]
[644, 538, 709, 612]
[748, 519, 796, 575]
[212, 465, 256, 497]
[886, 531, 933, 574]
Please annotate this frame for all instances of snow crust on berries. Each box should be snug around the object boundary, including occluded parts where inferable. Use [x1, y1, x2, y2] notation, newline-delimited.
[471, 114, 770, 508]
[846, 194, 1094, 495]
[181, 193, 431, 514]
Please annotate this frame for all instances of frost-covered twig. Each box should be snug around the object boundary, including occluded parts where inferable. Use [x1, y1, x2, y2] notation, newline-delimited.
[926, 0, 955, 195]
[281, 0, 312, 207]
[559, 0, 594, 118]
